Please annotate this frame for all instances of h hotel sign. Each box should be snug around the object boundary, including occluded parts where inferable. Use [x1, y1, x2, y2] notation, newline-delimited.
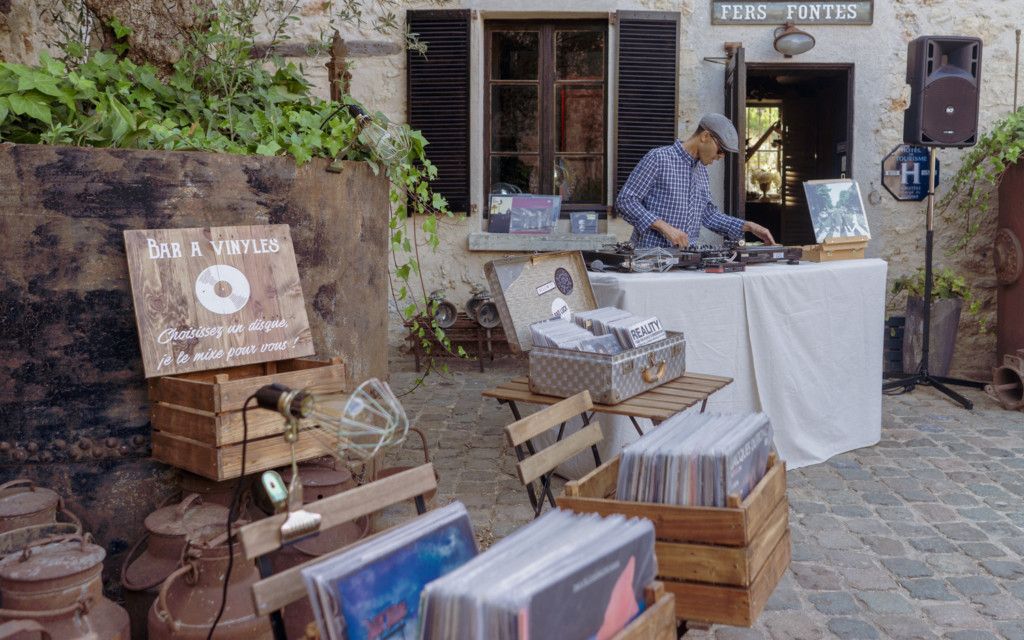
[711, 1, 873, 25]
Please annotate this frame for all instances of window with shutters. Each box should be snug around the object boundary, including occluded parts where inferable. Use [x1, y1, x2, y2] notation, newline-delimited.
[484, 20, 607, 217]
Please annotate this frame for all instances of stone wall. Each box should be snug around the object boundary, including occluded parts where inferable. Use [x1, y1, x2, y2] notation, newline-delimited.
[0, 0, 62, 63]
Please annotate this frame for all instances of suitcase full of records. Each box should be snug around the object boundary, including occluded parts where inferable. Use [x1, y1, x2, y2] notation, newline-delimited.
[484, 251, 686, 404]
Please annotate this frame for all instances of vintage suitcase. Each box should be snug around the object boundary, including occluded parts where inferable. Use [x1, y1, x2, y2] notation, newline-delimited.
[484, 251, 686, 404]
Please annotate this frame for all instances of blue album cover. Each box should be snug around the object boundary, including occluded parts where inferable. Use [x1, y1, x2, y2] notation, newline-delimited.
[314, 509, 477, 640]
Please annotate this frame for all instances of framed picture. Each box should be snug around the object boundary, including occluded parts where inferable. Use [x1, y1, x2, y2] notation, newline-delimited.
[802, 179, 871, 244]
[489, 195, 561, 235]
[570, 211, 599, 234]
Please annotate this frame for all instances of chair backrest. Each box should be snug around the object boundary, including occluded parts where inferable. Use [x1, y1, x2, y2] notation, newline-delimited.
[504, 390, 603, 485]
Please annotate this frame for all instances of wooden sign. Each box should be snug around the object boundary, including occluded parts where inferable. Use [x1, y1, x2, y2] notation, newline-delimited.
[124, 225, 314, 378]
[711, 1, 873, 25]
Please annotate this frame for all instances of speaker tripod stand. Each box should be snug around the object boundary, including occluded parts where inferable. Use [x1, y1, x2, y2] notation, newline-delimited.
[883, 147, 986, 409]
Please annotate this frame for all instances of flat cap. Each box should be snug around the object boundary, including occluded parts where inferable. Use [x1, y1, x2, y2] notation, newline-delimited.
[699, 113, 739, 153]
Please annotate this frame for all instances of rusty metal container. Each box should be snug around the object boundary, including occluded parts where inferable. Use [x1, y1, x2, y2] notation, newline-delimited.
[271, 462, 369, 639]
[122, 495, 230, 640]
[148, 527, 271, 640]
[0, 480, 76, 535]
[997, 162, 1024, 361]
[0, 535, 130, 639]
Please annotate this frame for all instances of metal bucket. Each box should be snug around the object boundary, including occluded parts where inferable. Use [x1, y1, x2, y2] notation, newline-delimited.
[271, 463, 370, 639]
[148, 527, 271, 640]
[0, 535, 130, 639]
[373, 428, 438, 505]
[991, 365, 1024, 410]
[122, 495, 231, 640]
[0, 480, 78, 535]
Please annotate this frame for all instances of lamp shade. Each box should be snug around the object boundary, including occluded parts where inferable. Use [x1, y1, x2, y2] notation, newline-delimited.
[773, 22, 816, 57]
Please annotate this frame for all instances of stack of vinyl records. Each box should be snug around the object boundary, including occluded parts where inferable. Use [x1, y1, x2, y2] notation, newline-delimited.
[420, 509, 656, 640]
[573, 307, 667, 348]
[617, 412, 775, 507]
[302, 502, 478, 640]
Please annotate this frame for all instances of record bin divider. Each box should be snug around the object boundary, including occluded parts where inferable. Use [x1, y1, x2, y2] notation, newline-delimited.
[557, 453, 790, 628]
[237, 463, 438, 640]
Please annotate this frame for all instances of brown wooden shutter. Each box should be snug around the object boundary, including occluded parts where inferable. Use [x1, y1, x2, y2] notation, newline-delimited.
[614, 11, 679, 199]
[407, 10, 471, 213]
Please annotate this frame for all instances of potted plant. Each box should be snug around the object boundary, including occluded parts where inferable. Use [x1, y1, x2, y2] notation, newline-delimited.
[889, 268, 983, 377]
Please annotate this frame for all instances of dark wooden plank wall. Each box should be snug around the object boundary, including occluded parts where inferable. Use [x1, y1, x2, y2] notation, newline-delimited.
[0, 144, 389, 574]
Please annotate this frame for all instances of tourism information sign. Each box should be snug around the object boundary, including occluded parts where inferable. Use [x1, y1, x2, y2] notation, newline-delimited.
[881, 145, 940, 202]
[711, 1, 873, 25]
[124, 224, 314, 377]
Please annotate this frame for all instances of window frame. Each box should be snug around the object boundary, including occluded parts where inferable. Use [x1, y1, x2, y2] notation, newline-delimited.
[483, 18, 609, 218]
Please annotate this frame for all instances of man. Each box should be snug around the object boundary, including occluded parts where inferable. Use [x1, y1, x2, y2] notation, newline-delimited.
[616, 113, 776, 248]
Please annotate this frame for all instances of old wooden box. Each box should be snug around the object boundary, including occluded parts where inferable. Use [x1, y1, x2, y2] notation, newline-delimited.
[802, 235, 868, 262]
[558, 455, 790, 627]
[613, 582, 676, 640]
[484, 251, 686, 404]
[149, 357, 344, 480]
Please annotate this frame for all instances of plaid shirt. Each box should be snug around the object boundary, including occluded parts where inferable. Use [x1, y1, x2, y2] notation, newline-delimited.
[615, 141, 745, 248]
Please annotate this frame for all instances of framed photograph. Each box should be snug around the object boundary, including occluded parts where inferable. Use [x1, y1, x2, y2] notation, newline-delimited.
[802, 179, 871, 243]
[490, 195, 561, 235]
[570, 211, 599, 235]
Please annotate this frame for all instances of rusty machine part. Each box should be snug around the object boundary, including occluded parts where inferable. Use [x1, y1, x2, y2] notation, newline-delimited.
[466, 291, 502, 329]
[0, 436, 150, 464]
[428, 290, 458, 329]
[122, 494, 231, 640]
[148, 526, 270, 640]
[991, 365, 1024, 410]
[0, 480, 81, 536]
[373, 428, 439, 509]
[0, 534, 130, 639]
[270, 462, 369, 639]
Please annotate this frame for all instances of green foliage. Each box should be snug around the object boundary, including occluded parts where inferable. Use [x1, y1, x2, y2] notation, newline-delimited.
[891, 267, 986, 331]
[940, 107, 1024, 251]
[1, 2, 464, 370]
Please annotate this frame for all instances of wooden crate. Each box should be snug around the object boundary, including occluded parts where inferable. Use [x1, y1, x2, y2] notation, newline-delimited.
[802, 235, 868, 262]
[149, 357, 345, 480]
[613, 582, 677, 640]
[558, 455, 790, 627]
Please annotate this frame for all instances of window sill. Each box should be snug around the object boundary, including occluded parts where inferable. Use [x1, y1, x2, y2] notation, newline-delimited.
[467, 232, 617, 252]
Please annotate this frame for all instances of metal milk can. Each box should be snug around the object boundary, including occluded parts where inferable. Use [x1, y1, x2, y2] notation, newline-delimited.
[122, 494, 230, 640]
[148, 527, 271, 640]
[0, 480, 77, 535]
[271, 464, 369, 639]
[0, 535, 130, 639]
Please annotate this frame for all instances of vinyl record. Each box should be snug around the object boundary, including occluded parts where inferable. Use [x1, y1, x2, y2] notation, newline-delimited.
[194, 264, 251, 315]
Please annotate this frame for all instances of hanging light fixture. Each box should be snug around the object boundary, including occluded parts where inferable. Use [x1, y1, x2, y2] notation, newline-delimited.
[773, 22, 816, 57]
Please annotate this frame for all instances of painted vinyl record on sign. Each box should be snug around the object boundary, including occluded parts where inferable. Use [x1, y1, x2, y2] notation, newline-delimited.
[195, 264, 251, 314]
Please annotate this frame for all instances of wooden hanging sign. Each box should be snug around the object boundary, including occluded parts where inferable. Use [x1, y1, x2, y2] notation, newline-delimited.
[124, 224, 314, 378]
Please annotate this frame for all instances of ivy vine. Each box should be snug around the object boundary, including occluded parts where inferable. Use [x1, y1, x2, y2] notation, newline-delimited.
[939, 106, 1024, 252]
[0, 1, 464, 374]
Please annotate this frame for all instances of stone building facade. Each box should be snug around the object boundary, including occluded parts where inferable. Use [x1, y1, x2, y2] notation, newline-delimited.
[5, 0, 1019, 377]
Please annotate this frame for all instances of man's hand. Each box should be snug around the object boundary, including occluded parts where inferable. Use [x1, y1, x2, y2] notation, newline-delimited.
[651, 220, 689, 247]
[742, 221, 776, 245]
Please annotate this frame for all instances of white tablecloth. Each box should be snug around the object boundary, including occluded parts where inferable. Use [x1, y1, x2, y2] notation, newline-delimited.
[587, 259, 887, 469]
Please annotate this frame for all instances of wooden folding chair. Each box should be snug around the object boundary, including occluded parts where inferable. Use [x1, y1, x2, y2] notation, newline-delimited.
[237, 464, 438, 640]
[504, 390, 604, 517]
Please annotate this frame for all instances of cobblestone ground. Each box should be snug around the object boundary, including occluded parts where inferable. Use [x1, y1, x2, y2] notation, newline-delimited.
[379, 351, 1024, 639]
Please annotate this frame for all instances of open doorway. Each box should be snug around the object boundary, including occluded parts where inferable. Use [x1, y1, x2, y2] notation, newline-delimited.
[725, 57, 854, 246]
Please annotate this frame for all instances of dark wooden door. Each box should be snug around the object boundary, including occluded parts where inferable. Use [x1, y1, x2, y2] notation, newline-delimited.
[781, 97, 818, 245]
[724, 44, 746, 219]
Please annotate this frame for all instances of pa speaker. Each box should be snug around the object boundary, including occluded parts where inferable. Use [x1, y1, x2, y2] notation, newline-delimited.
[903, 35, 982, 147]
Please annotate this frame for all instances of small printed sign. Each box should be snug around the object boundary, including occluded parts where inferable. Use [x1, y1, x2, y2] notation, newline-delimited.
[124, 224, 314, 377]
[711, 1, 873, 25]
[536, 281, 556, 296]
[881, 145, 940, 202]
[624, 317, 666, 348]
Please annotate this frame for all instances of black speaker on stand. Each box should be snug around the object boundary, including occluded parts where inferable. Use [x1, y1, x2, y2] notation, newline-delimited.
[884, 35, 987, 409]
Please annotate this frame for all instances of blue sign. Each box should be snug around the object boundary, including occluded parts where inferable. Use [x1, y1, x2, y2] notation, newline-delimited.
[881, 145, 940, 202]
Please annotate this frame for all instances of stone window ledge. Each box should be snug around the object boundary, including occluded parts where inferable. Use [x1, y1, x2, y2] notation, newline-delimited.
[467, 232, 617, 252]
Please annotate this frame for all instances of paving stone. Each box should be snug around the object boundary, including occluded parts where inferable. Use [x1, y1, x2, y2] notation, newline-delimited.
[912, 503, 958, 522]
[876, 506, 917, 521]
[943, 632, 999, 640]
[817, 529, 864, 550]
[948, 576, 1001, 597]
[957, 506, 1006, 521]
[910, 537, 958, 553]
[792, 563, 843, 590]
[980, 560, 1024, 579]
[972, 594, 1024, 620]
[803, 514, 845, 530]
[808, 591, 860, 615]
[875, 615, 940, 639]
[715, 629, 767, 640]
[882, 558, 934, 578]
[939, 493, 981, 506]
[832, 504, 873, 518]
[827, 617, 880, 639]
[900, 578, 958, 601]
[857, 591, 915, 613]
[791, 542, 827, 562]
[792, 500, 828, 515]
[1005, 580, 1024, 600]
[861, 535, 905, 555]
[935, 522, 989, 541]
[889, 522, 938, 537]
[825, 551, 878, 569]
[862, 492, 903, 506]
[959, 542, 1007, 559]
[924, 553, 984, 576]
[995, 621, 1024, 640]
[764, 612, 825, 640]
[845, 518, 892, 535]
[765, 588, 801, 611]
[842, 567, 898, 590]
[924, 604, 993, 628]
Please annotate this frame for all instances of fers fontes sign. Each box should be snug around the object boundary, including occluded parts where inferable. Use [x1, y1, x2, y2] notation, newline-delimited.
[124, 224, 314, 377]
[711, 1, 873, 24]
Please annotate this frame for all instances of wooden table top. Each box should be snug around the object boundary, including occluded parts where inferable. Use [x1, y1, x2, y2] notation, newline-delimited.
[482, 372, 733, 423]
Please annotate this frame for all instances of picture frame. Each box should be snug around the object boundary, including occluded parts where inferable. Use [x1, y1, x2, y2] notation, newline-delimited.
[489, 194, 561, 235]
[802, 179, 871, 244]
